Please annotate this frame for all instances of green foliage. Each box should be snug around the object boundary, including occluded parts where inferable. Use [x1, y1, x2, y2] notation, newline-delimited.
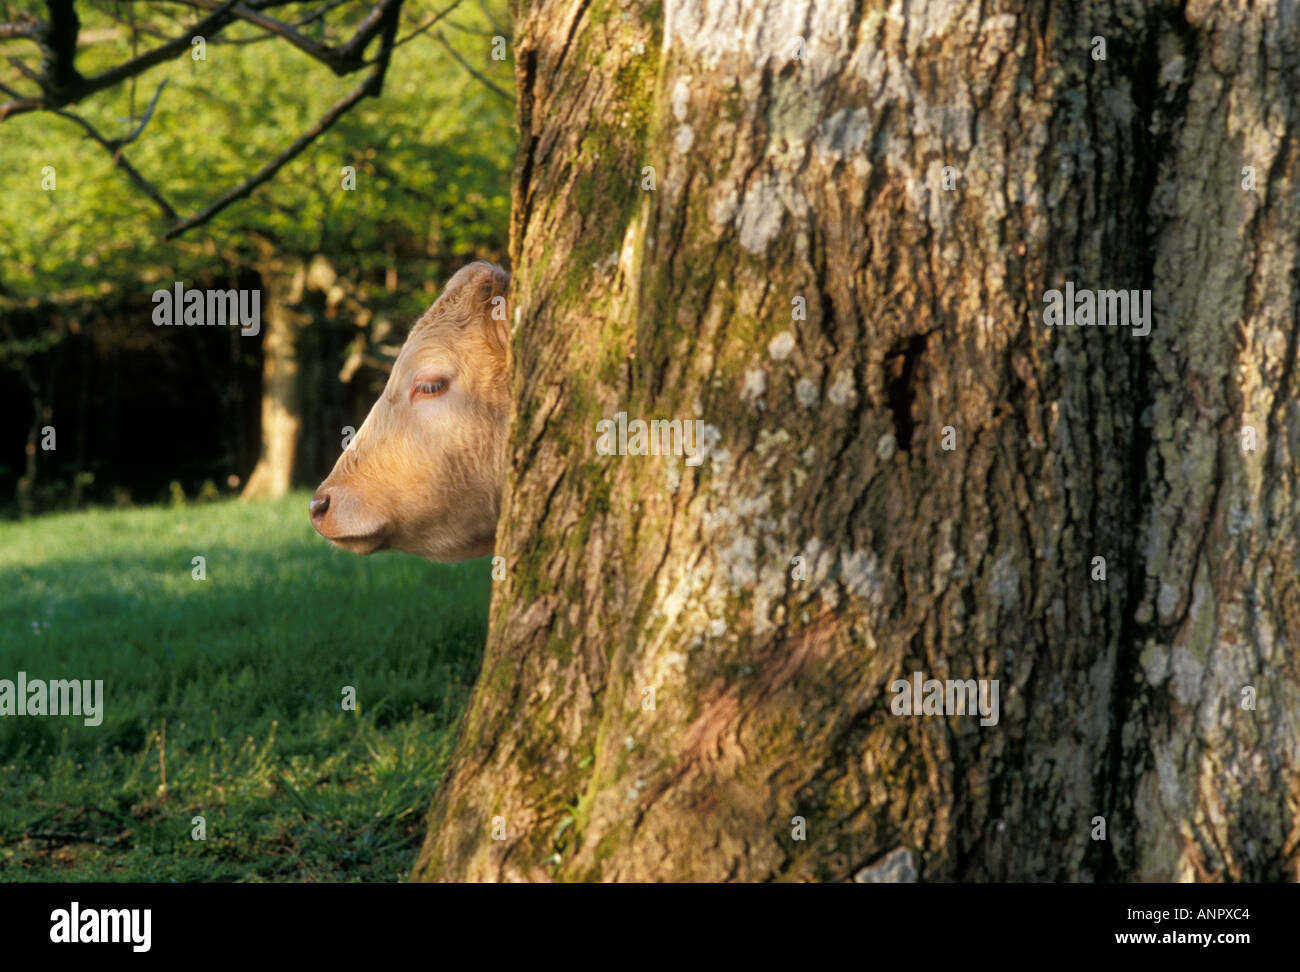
[0, 493, 489, 881]
[0, 0, 515, 313]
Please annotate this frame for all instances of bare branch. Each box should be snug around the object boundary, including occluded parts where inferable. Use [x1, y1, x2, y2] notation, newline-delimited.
[0, 18, 40, 43]
[47, 108, 179, 222]
[431, 29, 509, 102]
[332, 0, 401, 66]
[390, 0, 462, 52]
[0, 1, 416, 119]
[161, 80, 366, 238]
[163, 0, 403, 238]
[8, 53, 43, 82]
[80, 0, 240, 96]
[79, 6, 174, 44]
[177, 0, 347, 67]
[41, 0, 83, 97]
[1, 2, 423, 238]
[475, 0, 503, 35]
[117, 79, 168, 149]
[0, 95, 39, 119]
[0, 0, 242, 119]
[176, 0, 402, 75]
[294, 0, 361, 28]
[1, 71, 173, 221]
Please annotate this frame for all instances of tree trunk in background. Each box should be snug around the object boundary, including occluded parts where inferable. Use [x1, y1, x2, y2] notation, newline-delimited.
[16, 385, 41, 519]
[414, 0, 1300, 881]
[241, 260, 306, 501]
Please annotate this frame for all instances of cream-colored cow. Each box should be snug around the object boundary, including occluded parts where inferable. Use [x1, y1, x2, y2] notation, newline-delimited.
[311, 262, 509, 561]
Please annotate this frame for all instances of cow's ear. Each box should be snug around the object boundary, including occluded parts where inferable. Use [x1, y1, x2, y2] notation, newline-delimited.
[436, 261, 510, 355]
[478, 265, 511, 357]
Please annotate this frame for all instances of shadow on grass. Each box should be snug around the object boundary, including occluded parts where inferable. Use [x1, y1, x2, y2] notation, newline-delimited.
[0, 494, 491, 881]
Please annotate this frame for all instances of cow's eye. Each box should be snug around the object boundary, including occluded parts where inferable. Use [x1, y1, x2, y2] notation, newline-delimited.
[412, 377, 450, 400]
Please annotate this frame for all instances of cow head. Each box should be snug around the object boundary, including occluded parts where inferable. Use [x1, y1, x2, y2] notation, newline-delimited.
[310, 262, 510, 561]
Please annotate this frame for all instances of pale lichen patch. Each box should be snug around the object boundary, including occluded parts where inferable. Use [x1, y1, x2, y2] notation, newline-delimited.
[813, 107, 872, 158]
[741, 366, 768, 407]
[768, 331, 796, 360]
[671, 77, 691, 121]
[756, 427, 792, 457]
[990, 551, 1021, 606]
[1157, 581, 1181, 620]
[795, 377, 819, 407]
[854, 847, 917, 883]
[827, 371, 856, 406]
[841, 549, 885, 606]
[736, 177, 786, 254]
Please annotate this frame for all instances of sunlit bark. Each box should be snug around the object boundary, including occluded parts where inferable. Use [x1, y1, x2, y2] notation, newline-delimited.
[415, 0, 1299, 882]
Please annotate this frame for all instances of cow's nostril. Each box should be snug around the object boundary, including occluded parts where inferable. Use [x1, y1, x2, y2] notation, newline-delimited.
[309, 492, 330, 520]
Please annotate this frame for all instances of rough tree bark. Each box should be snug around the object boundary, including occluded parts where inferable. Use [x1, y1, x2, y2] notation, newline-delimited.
[413, 0, 1299, 881]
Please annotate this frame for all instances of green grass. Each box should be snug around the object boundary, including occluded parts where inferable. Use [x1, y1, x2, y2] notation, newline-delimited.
[0, 493, 489, 882]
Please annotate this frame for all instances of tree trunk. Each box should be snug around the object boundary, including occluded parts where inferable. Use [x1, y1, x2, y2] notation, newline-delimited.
[413, 0, 1300, 881]
[241, 260, 306, 501]
[17, 384, 41, 519]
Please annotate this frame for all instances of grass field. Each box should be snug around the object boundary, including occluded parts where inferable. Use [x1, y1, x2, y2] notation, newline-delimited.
[0, 493, 490, 882]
